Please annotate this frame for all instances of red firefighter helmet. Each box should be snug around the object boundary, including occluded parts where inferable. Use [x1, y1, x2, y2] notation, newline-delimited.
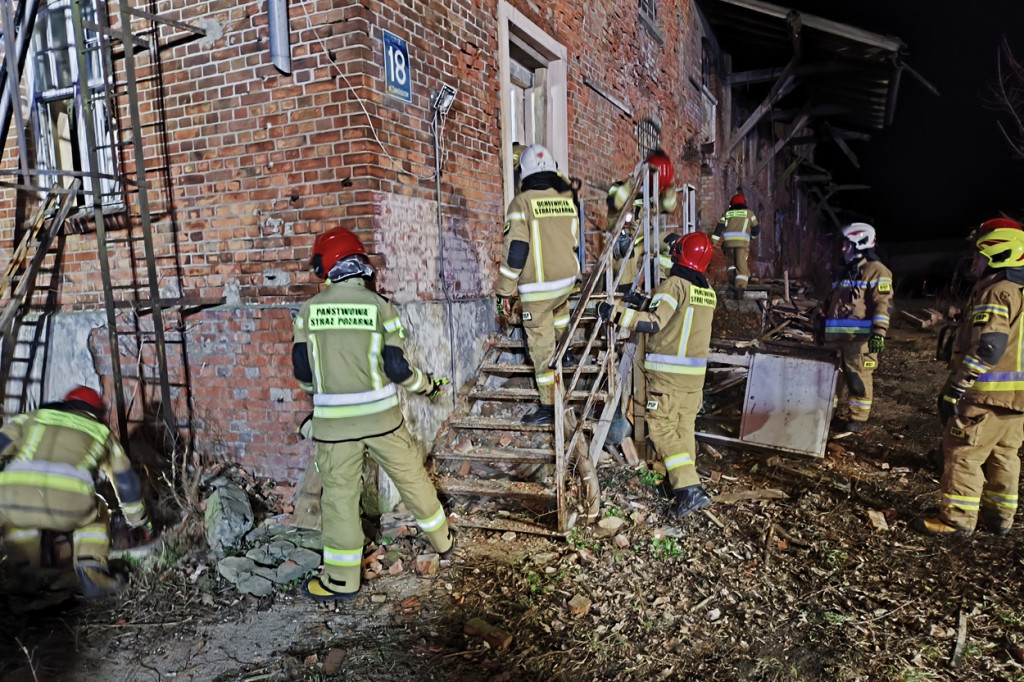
[646, 150, 674, 189]
[979, 217, 1022, 233]
[64, 386, 104, 412]
[310, 228, 366, 279]
[730, 193, 746, 207]
[671, 231, 714, 273]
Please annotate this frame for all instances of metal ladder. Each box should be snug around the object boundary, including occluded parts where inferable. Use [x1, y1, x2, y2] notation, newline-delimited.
[68, 0, 215, 452]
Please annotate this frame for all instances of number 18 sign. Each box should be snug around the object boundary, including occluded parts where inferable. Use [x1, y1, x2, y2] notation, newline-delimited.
[382, 30, 411, 103]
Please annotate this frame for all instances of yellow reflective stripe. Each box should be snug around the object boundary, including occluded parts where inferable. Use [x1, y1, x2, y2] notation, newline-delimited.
[531, 220, 544, 282]
[973, 381, 1024, 391]
[519, 282, 575, 303]
[74, 531, 109, 545]
[676, 307, 694, 356]
[36, 409, 110, 443]
[982, 491, 1018, 508]
[663, 453, 694, 470]
[643, 361, 707, 376]
[507, 211, 527, 221]
[6, 529, 40, 543]
[417, 506, 447, 532]
[621, 308, 636, 328]
[651, 293, 678, 311]
[294, 317, 306, 331]
[121, 501, 145, 516]
[313, 394, 400, 418]
[0, 471, 93, 495]
[406, 368, 428, 393]
[17, 423, 45, 462]
[310, 334, 325, 392]
[500, 265, 521, 279]
[554, 314, 570, 329]
[368, 333, 384, 389]
[383, 316, 404, 335]
[324, 547, 363, 567]
[536, 371, 556, 386]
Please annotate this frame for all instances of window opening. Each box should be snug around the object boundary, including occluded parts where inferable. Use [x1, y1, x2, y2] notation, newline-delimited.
[30, 0, 122, 210]
[636, 118, 662, 162]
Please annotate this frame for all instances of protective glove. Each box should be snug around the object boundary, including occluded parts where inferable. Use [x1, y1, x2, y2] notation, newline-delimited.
[868, 334, 885, 354]
[938, 385, 966, 425]
[496, 295, 513, 319]
[621, 290, 648, 309]
[427, 376, 450, 400]
[597, 302, 614, 321]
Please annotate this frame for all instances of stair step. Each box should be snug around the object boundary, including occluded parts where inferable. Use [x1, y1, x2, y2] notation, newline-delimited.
[435, 476, 554, 501]
[469, 387, 607, 402]
[491, 338, 607, 351]
[448, 416, 554, 432]
[479, 362, 602, 375]
[435, 446, 553, 464]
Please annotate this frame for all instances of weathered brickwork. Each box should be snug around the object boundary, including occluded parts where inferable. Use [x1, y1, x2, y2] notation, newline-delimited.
[0, 0, 815, 487]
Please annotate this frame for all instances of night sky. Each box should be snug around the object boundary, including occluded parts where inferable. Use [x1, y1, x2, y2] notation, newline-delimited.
[786, 2, 1024, 243]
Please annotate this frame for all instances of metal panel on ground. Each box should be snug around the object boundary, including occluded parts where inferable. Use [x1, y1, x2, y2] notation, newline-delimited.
[739, 351, 837, 457]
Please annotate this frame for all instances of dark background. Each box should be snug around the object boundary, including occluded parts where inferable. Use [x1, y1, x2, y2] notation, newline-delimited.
[785, 2, 1024, 243]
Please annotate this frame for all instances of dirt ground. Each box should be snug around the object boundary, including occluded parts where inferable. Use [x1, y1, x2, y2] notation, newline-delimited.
[4, 295, 1024, 682]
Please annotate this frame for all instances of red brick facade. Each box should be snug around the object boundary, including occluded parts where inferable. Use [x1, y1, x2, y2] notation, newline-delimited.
[0, 0, 818, 485]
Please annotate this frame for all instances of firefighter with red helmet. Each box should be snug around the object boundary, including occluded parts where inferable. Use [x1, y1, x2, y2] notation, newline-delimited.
[711, 192, 760, 298]
[0, 386, 148, 599]
[598, 231, 717, 520]
[497, 144, 581, 425]
[606, 149, 679, 291]
[820, 223, 894, 432]
[917, 225, 1024, 536]
[293, 227, 453, 600]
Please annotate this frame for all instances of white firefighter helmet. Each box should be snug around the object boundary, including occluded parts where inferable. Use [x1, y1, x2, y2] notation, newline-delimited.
[518, 144, 557, 180]
[841, 223, 877, 251]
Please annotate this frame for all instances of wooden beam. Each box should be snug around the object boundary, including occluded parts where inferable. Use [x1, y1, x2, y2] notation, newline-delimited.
[755, 112, 809, 175]
[711, 0, 903, 52]
[728, 55, 800, 152]
[824, 121, 861, 169]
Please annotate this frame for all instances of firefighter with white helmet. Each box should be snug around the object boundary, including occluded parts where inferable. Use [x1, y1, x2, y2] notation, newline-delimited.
[0, 386, 149, 599]
[819, 223, 894, 432]
[293, 227, 453, 600]
[497, 144, 581, 425]
[711, 192, 760, 298]
[917, 225, 1024, 536]
[598, 232, 718, 520]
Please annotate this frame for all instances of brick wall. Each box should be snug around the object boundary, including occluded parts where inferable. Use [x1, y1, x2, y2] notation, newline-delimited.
[0, 0, 821, 487]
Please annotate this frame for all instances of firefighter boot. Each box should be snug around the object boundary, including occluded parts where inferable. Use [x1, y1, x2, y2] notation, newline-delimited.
[75, 560, 126, 599]
[439, 528, 456, 559]
[303, 576, 358, 602]
[522, 404, 555, 426]
[845, 420, 866, 433]
[913, 517, 974, 537]
[670, 485, 713, 519]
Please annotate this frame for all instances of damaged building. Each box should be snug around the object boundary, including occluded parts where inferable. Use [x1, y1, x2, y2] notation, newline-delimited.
[0, 0, 918, 521]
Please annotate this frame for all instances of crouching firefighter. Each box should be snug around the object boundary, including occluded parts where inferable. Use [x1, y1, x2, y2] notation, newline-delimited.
[820, 223, 893, 432]
[0, 386, 149, 599]
[598, 232, 717, 520]
[917, 226, 1024, 536]
[496, 144, 581, 425]
[293, 227, 453, 601]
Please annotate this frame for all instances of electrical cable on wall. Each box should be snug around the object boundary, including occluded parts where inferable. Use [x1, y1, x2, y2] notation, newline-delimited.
[297, 0, 459, 396]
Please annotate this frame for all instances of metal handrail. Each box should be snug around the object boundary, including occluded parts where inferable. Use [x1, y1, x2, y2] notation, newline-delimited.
[550, 160, 663, 531]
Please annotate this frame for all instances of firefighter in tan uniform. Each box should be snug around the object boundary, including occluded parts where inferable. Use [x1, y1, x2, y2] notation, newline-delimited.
[496, 144, 580, 425]
[711, 193, 759, 298]
[607, 150, 679, 291]
[293, 227, 453, 600]
[820, 223, 893, 432]
[0, 386, 148, 598]
[917, 226, 1024, 536]
[599, 232, 717, 519]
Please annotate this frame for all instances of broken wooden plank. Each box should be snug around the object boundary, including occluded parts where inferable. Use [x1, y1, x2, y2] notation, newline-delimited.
[714, 488, 789, 504]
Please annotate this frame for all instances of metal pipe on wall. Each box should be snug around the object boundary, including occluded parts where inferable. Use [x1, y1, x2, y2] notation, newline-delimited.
[268, 0, 291, 75]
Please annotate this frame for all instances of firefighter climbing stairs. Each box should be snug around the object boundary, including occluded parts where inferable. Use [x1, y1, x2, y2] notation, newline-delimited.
[430, 161, 664, 535]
